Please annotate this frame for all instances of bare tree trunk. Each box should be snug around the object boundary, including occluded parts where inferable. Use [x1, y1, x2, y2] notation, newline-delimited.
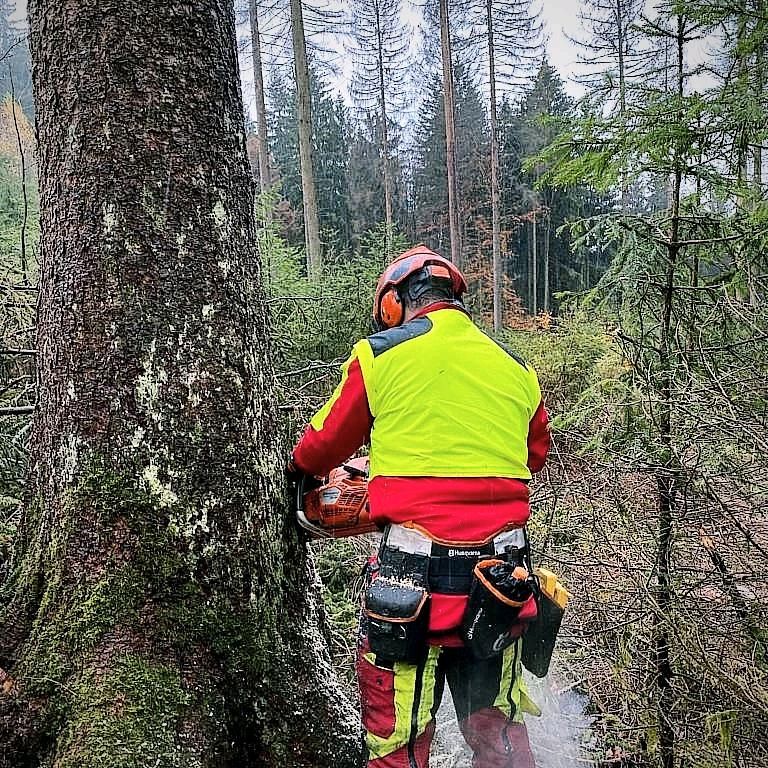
[0, 2, 360, 765]
[440, 0, 462, 267]
[374, 1, 393, 258]
[290, 0, 322, 278]
[543, 208, 551, 313]
[532, 207, 537, 316]
[616, 0, 629, 208]
[249, 0, 271, 213]
[486, 0, 502, 332]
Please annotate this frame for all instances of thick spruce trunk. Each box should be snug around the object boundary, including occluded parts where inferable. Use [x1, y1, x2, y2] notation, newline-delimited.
[0, 2, 361, 766]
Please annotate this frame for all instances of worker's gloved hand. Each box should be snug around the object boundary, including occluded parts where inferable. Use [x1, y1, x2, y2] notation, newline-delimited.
[285, 458, 304, 497]
[285, 458, 322, 495]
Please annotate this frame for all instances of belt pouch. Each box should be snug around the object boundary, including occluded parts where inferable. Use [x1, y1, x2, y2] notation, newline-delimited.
[364, 576, 430, 663]
[461, 559, 531, 660]
[522, 567, 567, 677]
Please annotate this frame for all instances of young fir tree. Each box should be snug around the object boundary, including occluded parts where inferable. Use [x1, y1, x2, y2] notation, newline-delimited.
[537, 2, 768, 764]
[0, 2, 361, 765]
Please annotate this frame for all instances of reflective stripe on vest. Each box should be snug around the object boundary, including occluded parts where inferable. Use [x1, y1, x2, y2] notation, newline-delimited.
[353, 309, 541, 481]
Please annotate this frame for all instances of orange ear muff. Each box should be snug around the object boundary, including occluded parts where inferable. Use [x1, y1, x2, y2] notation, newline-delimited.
[379, 288, 404, 329]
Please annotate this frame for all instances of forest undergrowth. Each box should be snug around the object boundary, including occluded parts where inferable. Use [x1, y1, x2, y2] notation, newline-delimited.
[262, 216, 768, 767]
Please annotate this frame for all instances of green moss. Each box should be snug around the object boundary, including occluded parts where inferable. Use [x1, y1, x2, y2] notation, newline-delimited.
[54, 654, 197, 768]
[18, 458, 189, 696]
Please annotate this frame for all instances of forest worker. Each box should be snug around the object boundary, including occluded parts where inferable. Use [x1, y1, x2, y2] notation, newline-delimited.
[289, 245, 550, 768]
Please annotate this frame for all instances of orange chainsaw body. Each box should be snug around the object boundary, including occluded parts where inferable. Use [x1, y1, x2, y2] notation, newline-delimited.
[300, 456, 377, 538]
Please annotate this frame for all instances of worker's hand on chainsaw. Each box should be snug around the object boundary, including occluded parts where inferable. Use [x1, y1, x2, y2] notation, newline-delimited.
[285, 458, 322, 494]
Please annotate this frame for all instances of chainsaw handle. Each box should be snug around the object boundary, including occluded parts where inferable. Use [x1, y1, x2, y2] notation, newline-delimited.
[295, 473, 332, 539]
[341, 463, 368, 479]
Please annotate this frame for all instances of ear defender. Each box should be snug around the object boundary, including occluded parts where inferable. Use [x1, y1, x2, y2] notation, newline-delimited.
[378, 287, 404, 329]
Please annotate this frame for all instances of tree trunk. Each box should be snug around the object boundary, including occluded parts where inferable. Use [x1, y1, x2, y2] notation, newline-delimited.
[486, 0, 502, 332]
[290, 0, 322, 278]
[532, 207, 538, 316]
[375, 2, 393, 259]
[543, 208, 551, 313]
[249, 0, 272, 214]
[654, 17, 684, 768]
[440, 0, 462, 267]
[0, 2, 360, 766]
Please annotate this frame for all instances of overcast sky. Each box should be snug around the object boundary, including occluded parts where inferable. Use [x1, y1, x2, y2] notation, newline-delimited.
[10, 0, 715, 120]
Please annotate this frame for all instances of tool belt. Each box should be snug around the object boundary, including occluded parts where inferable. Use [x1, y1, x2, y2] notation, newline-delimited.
[363, 525, 530, 662]
[377, 524, 529, 594]
[363, 524, 568, 671]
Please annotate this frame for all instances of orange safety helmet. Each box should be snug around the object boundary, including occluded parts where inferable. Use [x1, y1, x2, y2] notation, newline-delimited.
[373, 245, 467, 330]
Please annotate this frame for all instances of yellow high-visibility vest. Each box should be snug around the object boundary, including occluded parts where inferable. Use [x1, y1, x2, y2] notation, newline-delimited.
[334, 308, 541, 480]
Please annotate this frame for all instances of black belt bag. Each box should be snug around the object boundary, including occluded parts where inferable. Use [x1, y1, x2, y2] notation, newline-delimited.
[364, 576, 430, 663]
[461, 558, 536, 659]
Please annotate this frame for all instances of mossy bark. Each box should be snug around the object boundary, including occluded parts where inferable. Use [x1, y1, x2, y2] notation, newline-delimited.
[0, 2, 361, 766]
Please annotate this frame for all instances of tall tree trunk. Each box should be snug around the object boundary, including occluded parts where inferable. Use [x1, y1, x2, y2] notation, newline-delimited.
[543, 208, 551, 313]
[532, 207, 537, 315]
[440, 0, 462, 267]
[486, 0, 502, 332]
[290, 0, 322, 278]
[654, 17, 684, 768]
[616, 0, 629, 208]
[0, 2, 360, 766]
[249, 0, 272, 213]
[375, 2, 393, 259]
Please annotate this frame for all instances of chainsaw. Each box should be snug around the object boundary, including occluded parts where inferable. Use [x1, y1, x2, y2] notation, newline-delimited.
[295, 456, 379, 539]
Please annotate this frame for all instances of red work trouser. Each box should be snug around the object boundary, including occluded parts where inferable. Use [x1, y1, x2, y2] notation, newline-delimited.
[358, 634, 536, 768]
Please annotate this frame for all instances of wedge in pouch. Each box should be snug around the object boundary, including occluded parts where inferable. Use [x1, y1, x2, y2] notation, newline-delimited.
[364, 576, 430, 663]
[522, 567, 568, 677]
[461, 558, 534, 659]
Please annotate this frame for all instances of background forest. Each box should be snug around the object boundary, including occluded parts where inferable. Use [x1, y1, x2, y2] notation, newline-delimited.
[1, 1, 767, 767]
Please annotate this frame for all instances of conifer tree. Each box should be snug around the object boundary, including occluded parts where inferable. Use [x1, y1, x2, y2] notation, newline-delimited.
[463, 0, 543, 330]
[290, 0, 322, 277]
[536, 3, 768, 763]
[570, 0, 648, 116]
[412, 64, 488, 253]
[347, 0, 411, 259]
